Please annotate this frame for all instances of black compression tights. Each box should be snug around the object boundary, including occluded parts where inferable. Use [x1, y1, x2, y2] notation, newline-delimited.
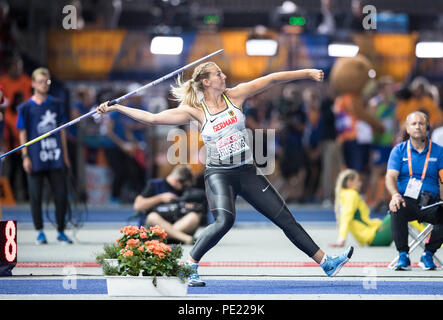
[190, 164, 320, 262]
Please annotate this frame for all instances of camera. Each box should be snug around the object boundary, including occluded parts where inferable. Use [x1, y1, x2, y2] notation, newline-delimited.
[418, 191, 434, 208]
[152, 188, 207, 216]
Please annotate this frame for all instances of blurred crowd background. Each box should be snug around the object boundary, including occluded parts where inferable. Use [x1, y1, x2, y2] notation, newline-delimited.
[0, 0, 442, 211]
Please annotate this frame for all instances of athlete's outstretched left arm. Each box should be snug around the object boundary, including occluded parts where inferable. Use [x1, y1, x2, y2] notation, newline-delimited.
[227, 69, 324, 102]
[96, 102, 195, 126]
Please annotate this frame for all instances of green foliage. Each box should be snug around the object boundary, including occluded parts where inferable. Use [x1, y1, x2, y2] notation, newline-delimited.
[96, 225, 193, 286]
[95, 243, 120, 265]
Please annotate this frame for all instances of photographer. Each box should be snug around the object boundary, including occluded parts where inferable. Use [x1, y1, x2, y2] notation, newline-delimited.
[133, 165, 207, 244]
[386, 111, 443, 270]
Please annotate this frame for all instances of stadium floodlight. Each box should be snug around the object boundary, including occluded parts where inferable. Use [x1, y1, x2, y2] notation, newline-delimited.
[246, 39, 278, 56]
[415, 41, 443, 58]
[150, 36, 184, 55]
[328, 43, 359, 57]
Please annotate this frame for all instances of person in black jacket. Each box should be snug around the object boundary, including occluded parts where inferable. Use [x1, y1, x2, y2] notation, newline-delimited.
[133, 165, 206, 244]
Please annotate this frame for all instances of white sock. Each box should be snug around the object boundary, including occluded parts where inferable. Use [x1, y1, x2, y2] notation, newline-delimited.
[319, 254, 327, 266]
[187, 260, 198, 266]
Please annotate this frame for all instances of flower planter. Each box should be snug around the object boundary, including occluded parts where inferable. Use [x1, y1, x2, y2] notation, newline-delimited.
[106, 276, 188, 297]
[103, 259, 118, 267]
[98, 225, 193, 296]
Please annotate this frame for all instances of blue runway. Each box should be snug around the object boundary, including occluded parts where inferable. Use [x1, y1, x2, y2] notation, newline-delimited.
[2, 205, 387, 224]
[1, 279, 442, 296]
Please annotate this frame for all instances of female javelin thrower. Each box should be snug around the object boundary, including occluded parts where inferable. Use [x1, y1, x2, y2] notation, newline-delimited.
[97, 62, 354, 286]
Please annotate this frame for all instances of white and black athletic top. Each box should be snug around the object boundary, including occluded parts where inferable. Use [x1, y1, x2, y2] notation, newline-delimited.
[200, 93, 253, 169]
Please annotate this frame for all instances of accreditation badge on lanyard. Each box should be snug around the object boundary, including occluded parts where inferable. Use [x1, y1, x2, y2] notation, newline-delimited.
[404, 140, 432, 199]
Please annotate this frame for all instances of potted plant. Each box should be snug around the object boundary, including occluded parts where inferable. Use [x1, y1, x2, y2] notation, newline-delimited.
[95, 243, 120, 268]
[98, 225, 194, 296]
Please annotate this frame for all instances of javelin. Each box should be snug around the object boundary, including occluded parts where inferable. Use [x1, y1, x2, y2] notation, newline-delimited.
[0, 49, 224, 160]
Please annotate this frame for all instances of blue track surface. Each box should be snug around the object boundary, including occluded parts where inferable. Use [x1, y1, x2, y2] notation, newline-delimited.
[1, 279, 442, 295]
[2, 206, 387, 224]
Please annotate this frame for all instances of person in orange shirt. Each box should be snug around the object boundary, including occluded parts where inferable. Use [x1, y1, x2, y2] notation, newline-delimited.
[0, 55, 32, 151]
[0, 55, 32, 201]
[395, 78, 443, 132]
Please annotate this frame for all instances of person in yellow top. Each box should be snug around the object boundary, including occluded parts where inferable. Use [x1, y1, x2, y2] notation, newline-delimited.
[329, 169, 425, 247]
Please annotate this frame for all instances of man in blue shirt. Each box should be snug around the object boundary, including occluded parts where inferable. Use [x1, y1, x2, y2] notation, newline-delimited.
[386, 111, 443, 270]
[16, 67, 72, 244]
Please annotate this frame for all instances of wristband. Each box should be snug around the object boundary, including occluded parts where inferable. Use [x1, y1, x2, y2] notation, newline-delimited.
[392, 193, 402, 199]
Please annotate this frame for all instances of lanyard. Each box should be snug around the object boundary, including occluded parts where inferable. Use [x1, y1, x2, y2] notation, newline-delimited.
[407, 139, 432, 180]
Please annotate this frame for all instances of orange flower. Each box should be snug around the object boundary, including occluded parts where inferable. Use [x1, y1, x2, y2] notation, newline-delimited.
[123, 250, 133, 258]
[140, 226, 148, 233]
[144, 240, 171, 258]
[140, 232, 148, 239]
[126, 238, 140, 249]
[138, 246, 145, 252]
[149, 225, 167, 240]
[120, 225, 139, 236]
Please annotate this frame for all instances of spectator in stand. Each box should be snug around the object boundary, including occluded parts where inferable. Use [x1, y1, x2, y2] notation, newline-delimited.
[124, 83, 150, 180]
[0, 1, 17, 74]
[343, 0, 364, 32]
[366, 76, 398, 211]
[318, 84, 341, 206]
[333, 89, 373, 177]
[244, 92, 276, 171]
[0, 55, 32, 187]
[302, 87, 323, 202]
[66, 85, 97, 200]
[396, 77, 443, 132]
[103, 87, 147, 204]
[4, 91, 28, 201]
[275, 83, 307, 202]
[317, 0, 336, 35]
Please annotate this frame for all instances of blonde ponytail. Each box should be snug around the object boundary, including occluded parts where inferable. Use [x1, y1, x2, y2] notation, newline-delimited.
[170, 61, 217, 108]
[334, 169, 357, 222]
[170, 74, 200, 108]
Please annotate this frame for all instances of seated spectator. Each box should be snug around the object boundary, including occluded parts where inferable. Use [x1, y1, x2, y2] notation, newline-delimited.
[330, 169, 425, 247]
[396, 77, 443, 130]
[386, 111, 443, 271]
[133, 164, 207, 244]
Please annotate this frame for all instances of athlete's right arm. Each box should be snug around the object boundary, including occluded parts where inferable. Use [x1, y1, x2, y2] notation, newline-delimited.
[97, 101, 195, 126]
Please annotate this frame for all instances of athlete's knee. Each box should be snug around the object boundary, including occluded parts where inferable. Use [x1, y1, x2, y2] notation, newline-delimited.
[273, 207, 298, 229]
[212, 209, 235, 233]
